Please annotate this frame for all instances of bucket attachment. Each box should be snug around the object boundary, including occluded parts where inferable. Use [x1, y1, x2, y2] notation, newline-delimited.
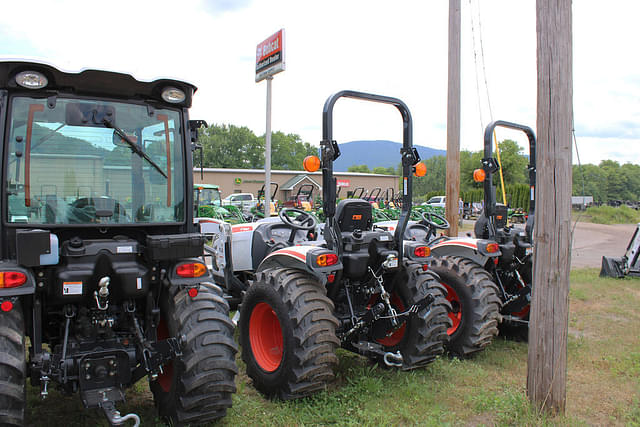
[600, 223, 640, 278]
[600, 256, 627, 278]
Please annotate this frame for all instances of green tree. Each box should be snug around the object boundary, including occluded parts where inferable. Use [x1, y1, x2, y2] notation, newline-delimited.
[372, 166, 396, 175]
[572, 164, 607, 202]
[413, 155, 446, 196]
[266, 131, 317, 170]
[494, 139, 528, 187]
[460, 149, 484, 192]
[348, 165, 371, 173]
[197, 124, 264, 168]
[600, 160, 625, 200]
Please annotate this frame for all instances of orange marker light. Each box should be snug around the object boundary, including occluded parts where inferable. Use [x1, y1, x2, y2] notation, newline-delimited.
[414, 246, 431, 257]
[176, 263, 207, 278]
[473, 168, 486, 183]
[0, 271, 27, 288]
[413, 162, 427, 177]
[303, 155, 321, 172]
[486, 243, 500, 253]
[316, 253, 339, 267]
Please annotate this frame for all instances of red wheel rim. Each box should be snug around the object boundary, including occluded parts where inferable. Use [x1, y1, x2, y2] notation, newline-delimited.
[156, 318, 174, 393]
[249, 302, 283, 372]
[368, 293, 407, 347]
[442, 283, 462, 336]
[512, 304, 530, 318]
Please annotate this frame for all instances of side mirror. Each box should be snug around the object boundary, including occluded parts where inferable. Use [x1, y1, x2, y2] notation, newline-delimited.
[189, 120, 208, 143]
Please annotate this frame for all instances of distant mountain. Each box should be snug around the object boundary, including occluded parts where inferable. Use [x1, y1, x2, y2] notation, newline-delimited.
[333, 140, 446, 172]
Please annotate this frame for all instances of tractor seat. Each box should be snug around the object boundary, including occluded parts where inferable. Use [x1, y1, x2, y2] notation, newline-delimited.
[335, 199, 373, 233]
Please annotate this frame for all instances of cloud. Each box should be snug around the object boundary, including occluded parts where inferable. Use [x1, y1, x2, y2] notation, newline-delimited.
[0, 0, 638, 166]
[575, 121, 640, 140]
[199, 0, 253, 15]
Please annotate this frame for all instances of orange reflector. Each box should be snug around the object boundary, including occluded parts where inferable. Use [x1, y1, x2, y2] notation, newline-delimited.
[176, 263, 207, 278]
[413, 162, 427, 177]
[486, 243, 500, 253]
[317, 253, 339, 267]
[0, 271, 27, 288]
[414, 246, 431, 257]
[473, 168, 486, 183]
[188, 287, 199, 298]
[1, 300, 13, 312]
[303, 155, 321, 172]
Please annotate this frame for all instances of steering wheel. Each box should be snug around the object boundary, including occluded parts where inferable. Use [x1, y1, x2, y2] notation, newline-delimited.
[421, 211, 450, 230]
[279, 208, 318, 244]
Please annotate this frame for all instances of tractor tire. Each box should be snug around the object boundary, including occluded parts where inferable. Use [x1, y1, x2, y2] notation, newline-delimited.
[372, 261, 452, 369]
[151, 284, 238, 425]
[428, 256, 501, 358]
[0, 300, 26, 426]
[239, 268, 339, 400]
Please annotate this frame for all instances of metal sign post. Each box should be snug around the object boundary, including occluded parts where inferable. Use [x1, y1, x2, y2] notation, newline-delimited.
[256, 29, 285, 217]
[265, 76, 273, 216]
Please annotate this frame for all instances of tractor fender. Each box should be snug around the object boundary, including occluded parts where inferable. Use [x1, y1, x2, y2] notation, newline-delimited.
[257, 246, 342, 286]
[429, 237, 501, 266]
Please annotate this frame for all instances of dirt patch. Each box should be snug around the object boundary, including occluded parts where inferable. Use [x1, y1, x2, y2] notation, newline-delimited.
[570, 222, 636, 269]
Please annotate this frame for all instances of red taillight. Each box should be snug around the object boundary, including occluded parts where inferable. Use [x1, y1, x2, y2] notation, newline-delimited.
[176, 263, 207, 278]
[0, 272, 27, 288]
[188, 287, 199, 298]
[486, 243, 500, 253]
[414, 246, 431, 257]
[316, 253, 339, 267]
[1, 300, 13, 312]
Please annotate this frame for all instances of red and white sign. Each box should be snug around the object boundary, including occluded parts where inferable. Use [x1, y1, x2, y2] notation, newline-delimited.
[336, 179, 350, 187]
[256, 29, 285, 82]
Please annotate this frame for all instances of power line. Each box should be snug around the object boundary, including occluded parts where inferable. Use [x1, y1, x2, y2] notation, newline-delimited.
[468, 0, 485, 134]
[476, 0, 493, 121]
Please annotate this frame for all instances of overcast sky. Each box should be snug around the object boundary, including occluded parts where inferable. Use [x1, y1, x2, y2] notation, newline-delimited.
[1, 0, 638, 166]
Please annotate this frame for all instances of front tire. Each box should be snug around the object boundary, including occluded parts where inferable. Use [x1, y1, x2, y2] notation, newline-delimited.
[429, 256, 501, 357]
[239, 268, 339, 400]
[372, 261, 451, 369]
[151, 284, 238, 425]
[0, 300, 26, 426]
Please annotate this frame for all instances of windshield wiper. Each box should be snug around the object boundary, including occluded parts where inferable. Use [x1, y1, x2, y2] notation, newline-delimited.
[102, 117, 168, 179]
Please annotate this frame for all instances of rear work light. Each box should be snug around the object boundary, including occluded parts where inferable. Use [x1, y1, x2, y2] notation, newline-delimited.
[176, 263, 207, 278]
[0, 271, 27, 288]
[316, 253, 338, 267]
[161, 86, 186, 103]
[15, 71, 48, 89]
[486, 243, 500, 253]
[414, 246, 431, 257]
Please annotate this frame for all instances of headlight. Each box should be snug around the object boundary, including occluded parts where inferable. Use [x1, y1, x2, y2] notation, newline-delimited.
[15, 71, 48, 89]
[161, 86, 186, 103]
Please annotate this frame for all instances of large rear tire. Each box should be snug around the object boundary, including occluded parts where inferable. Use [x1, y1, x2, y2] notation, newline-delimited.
[371, 261, 451, 369]
[429, 256, 501, 357]
[151, 284, 238, 425]
[0, 300, 26, 426]
[239, 268, 339, 400]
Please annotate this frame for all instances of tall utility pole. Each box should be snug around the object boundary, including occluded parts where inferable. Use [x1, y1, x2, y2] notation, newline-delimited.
[527, 0, 572, 414]
[445, 0, 461, 237]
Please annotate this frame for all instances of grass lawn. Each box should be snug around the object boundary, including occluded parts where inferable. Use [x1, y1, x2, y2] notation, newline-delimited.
[25, 269, 640, 426]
